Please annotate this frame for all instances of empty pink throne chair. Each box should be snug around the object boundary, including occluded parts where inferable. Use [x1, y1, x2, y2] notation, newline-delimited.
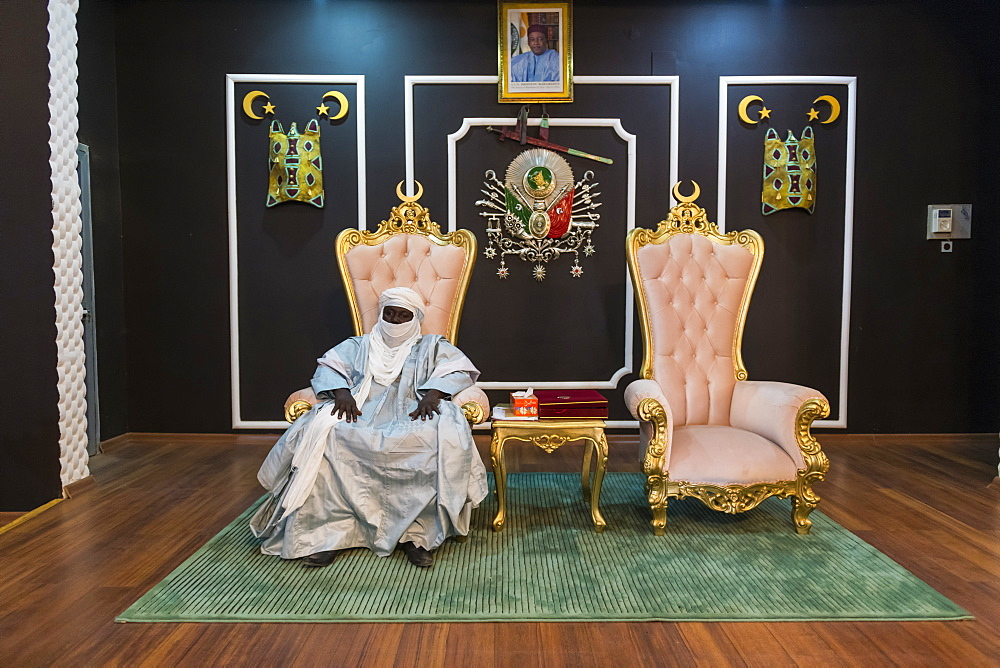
[285, 182, 489, 425]
[624, 183, 830, 535]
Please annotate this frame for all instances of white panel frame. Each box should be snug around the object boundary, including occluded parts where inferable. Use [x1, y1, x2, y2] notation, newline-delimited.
[227, 74, 366, 429]
[405, 75, 678, 398]
[717, 75, 856, 428]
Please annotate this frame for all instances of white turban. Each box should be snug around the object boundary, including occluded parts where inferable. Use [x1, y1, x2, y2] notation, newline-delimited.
[368, 287, 425, 387]
[377, 287, 425, 322]
[372, 286, 424, 349]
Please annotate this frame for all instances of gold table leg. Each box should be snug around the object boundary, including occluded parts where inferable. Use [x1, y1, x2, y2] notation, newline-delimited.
[490, 428, 508, 532]
[489, 421, 608, 533]
[588, 430, 609, 533]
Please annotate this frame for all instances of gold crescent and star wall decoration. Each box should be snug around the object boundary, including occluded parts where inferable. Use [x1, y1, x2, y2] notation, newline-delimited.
[241, 90, 351, 121]
[240, 90, 352, 209]
[737, 93, 840, 215]
[737, 94, 841, 125]
[317, 90, 349, 120]
[242, 91, 274, 120]
[811, 95, 841, 124]
[737, 95, 771, 124]
[476, 148, 602, 282]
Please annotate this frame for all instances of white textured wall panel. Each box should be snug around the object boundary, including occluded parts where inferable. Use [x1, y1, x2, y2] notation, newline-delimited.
[48, 0, 89, 488]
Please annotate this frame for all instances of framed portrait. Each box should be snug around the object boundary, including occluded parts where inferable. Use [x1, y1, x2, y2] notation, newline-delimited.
[498, 2, 573, 103]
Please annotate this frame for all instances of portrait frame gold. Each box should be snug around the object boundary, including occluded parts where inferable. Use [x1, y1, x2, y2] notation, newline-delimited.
[498, 1, 573, 103]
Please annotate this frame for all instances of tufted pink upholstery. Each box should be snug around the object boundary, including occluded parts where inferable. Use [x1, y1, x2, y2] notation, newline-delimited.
[669, 425, 798, 485]
[636, 234, 754, 426]
[345, 234, 469, 338]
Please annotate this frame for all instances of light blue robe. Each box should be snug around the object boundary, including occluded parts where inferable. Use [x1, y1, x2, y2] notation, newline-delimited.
[250, 334, 488, 558]
[510, 48, 561, 82]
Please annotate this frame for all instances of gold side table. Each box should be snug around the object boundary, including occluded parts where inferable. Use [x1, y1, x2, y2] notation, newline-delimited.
[489, 418, 609, 533]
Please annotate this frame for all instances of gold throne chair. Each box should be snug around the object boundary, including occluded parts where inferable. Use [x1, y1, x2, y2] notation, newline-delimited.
[624, 183, 830, 535]
[284, 182, 489, 425]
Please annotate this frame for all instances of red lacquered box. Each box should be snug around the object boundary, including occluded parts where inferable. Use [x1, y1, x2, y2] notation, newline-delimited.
[534, 389, 608, 419]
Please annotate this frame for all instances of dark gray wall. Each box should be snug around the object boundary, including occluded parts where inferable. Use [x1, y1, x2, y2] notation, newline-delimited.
[84, 0, 998, 434]
[0, 0, 63, 510]
[78, 0, 128, 440]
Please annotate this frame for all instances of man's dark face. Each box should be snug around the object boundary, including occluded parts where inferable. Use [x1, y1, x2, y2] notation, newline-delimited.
[382, 305, 414, 324]
[528, 31, 547, 55]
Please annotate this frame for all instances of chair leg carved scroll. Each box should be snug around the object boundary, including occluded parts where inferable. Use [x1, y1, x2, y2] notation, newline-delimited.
[637, 397, 670, 536]
[790, 398, 832, 534]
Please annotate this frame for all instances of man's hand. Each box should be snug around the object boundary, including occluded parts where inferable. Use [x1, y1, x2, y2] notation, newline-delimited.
[331, 388, 362, 422]
[410, 389, 444, 421]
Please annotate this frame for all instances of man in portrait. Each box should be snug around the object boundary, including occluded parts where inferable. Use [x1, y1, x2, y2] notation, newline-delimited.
[510, 23, 560, 82]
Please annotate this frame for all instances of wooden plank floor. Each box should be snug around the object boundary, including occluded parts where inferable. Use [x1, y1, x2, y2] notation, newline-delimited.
[0, 512, 24, 527]
[1, 432, 998, 666]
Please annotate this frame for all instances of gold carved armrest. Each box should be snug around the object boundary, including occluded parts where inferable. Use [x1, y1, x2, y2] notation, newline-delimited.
[285, 400, 314, 423]
[284, 387, 318, 423]
[625, 379, 674, 536]
[730, 380, 830, 478]
[624, 379, 674, 476]
[454, 385, 490, 425]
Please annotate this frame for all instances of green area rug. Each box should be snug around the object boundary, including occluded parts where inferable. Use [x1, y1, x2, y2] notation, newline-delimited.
[117, 473, 969, 623]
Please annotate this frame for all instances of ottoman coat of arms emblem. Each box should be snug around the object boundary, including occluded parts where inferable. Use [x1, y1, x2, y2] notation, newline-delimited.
[476, 148, 601, 281]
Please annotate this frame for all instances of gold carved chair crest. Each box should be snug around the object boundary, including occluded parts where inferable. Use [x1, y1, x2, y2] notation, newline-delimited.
[284, 182, 487, 424]
[624, 182, 830, 535]
[336, 181, 475, 344]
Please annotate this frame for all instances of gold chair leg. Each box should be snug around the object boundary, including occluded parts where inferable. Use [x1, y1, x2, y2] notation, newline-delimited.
[791, 494, 818, 535]
[646, 475, 668, 536]
[651, 503, 667, 536]
[589, 434, 609, 533]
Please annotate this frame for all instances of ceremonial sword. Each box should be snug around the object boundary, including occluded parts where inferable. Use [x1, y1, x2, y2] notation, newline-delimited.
[485, 125, 614, 165]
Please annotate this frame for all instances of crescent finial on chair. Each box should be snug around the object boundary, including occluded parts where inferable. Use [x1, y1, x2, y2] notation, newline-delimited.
[396, 180, 425, 203]
[672, 180, 701, 204]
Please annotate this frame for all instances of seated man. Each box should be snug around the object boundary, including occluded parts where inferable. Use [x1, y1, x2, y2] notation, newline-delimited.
[250, 287, 488, 568]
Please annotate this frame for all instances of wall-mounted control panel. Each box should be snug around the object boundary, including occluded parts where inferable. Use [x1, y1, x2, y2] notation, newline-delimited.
[930, 208, 952, 233]
[926, 204, 972, 240]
